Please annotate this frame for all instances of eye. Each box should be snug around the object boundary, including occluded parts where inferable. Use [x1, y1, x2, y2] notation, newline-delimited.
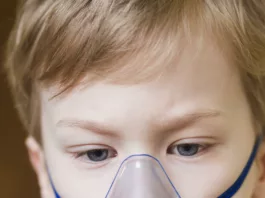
[87, 149, 109, 162]
[167, 143, 206, 157]
[76, 148, 117, 163]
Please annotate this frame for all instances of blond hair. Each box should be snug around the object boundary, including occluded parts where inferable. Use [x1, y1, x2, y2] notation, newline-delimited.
[4, 0, 265, 139]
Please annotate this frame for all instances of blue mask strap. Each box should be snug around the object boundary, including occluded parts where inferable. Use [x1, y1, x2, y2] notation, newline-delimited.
[47, 169, 61, 198]
[218, 135, 263, 198]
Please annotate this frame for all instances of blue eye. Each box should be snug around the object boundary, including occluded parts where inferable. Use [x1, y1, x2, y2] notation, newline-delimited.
[168, 143, 204, 157]
[86, 149, 109, 162]
[76, 148, 117, 163]
[177, 144, 200, 156]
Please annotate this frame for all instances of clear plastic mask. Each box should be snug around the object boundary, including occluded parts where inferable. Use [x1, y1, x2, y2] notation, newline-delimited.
[105, 154, 181, 198]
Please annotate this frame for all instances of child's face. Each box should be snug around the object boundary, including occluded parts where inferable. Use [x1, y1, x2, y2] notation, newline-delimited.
[27, 39, 265, 198]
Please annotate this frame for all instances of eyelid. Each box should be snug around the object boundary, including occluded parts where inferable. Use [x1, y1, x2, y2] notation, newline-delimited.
[168, 143, 205, 152]
[167, 137, 217, 158]
[72, 147, 117, 166]
[66, 144, 111, 150]
[172, 136, 217, 143]
[167, 144, 211, 161]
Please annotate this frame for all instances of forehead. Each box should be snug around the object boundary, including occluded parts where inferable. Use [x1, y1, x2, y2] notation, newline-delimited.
[40, 38, 247, 131]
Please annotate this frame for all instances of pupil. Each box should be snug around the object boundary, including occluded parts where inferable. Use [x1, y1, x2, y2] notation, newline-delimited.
[177, 144, 199, 156]
[94, 150, 103, 157]
[87, 149, 108, 162]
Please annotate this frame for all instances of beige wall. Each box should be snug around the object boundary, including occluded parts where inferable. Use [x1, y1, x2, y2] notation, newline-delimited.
[0, 1, 40, 198]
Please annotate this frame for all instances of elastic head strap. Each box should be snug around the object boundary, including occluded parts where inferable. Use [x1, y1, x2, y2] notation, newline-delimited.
[218, 135, 263, 198]
[47, 169, 61, 198]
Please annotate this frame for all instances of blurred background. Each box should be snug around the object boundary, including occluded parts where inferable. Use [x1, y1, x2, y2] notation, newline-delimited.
[0, 1, 40, 198]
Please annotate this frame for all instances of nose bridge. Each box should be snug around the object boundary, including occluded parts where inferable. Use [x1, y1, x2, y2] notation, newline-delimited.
[122, 141, 158, 157]
[105, 154, 181, 198]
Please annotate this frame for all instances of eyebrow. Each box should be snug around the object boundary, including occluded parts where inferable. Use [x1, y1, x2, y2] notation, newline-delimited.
[56, 119, 119, 137]
[153, 110, 222, 132]
[56, 110, 222, 137]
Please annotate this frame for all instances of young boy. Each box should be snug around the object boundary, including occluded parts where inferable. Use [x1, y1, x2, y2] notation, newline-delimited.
[4, 0, 265, 197]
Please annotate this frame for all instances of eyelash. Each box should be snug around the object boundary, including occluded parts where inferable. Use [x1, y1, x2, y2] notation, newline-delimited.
[72, 142, 212, 166]
[73, 148, 117, 164]
[167, 143, 210, 157]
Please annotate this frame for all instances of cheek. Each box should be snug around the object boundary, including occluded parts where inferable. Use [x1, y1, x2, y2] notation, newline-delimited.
[166, 162, 248, 198]
[42, 136, 116, 198]
[166, 163, 258, 198]
[233, 163, 259, 198]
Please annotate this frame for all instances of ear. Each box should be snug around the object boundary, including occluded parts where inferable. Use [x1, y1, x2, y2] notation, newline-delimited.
[253, 141, 265, 198]
[25, 136, 55, 198]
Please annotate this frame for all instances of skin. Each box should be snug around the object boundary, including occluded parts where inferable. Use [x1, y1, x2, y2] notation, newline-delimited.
[26, 37, 265, 198]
